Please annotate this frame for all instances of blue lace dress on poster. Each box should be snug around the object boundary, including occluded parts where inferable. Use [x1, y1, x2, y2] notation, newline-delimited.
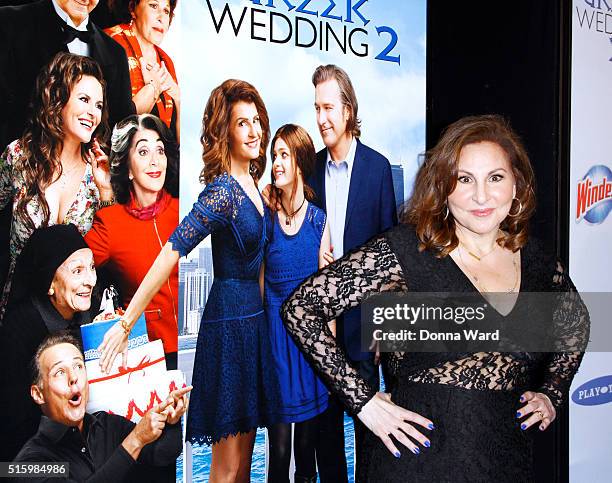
[264, 203, 329, 423]
[169, 173, 281, 445]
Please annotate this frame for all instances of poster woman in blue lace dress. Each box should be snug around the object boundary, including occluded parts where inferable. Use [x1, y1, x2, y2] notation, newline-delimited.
[265, 124, 332, 483]
[98, 79, 281, 480]
[281, 115, 589, 482]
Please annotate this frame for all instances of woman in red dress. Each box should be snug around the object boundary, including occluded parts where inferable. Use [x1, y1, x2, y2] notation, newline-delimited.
[85, 114, 179, 368]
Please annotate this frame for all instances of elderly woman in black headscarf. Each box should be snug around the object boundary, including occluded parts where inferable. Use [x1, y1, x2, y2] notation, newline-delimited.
[0, 224, 96, 461]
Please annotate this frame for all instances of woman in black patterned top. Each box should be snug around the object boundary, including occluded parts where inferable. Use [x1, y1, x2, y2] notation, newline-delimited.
[281, 115, 589, 482]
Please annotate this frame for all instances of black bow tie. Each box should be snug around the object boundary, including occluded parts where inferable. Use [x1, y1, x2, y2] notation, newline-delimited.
[62, 24, 93, 44]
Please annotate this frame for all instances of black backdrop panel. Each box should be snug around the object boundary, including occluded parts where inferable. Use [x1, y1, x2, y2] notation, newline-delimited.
[427, 1, 565, 250]
[426, 1, 571, 482]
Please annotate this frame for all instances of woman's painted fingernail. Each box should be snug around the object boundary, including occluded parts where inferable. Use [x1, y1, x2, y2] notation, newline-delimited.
[539, 425, 544, 431]
[521, 423, 527, 430]
[413, 447, 420, 455]
[428, 423, 435, 430]
[424, 440, 430, 448]
[394, 451, 401, 458]
[520, 395, 525, 402]
[516, 411, 521, 418]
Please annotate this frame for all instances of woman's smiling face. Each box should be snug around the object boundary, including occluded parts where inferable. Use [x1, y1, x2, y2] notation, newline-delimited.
[447, 141, 516, 238]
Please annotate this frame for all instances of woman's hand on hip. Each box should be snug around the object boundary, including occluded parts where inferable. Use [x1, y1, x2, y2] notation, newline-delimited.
[357, 392, 434, 457]
[517, 391, 556, 431]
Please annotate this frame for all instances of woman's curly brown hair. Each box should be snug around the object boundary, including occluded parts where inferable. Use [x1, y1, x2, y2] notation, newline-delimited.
[199, 79, 270, 184]
[15, 52, 109, 232]
[404, 114, 535, 257]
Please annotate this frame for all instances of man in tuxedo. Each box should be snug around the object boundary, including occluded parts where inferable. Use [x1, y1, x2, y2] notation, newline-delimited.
[0, 0, 135, 150]
[308, 64, 397, 482]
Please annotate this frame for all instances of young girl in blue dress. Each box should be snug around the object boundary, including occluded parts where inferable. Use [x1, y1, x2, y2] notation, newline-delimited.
[97, 79, 282, 481]
[264, 124, 333, 483]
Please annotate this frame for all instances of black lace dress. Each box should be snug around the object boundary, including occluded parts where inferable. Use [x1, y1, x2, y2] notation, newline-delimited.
[281, 224, 589, 483]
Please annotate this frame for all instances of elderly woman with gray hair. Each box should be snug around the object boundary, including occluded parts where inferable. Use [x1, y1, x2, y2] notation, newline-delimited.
[85, 114, 179, 369]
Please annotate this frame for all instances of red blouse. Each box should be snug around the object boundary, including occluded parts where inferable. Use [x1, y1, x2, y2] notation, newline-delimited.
[104, 23, 177, 130]
[85, 197, 179, 353]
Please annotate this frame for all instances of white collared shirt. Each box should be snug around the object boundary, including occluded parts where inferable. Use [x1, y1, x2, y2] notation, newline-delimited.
[51, 0, 91, 57]
[325, 137, 357, 259]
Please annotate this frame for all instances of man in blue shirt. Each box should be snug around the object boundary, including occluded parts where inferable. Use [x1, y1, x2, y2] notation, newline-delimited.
[308, 64, 397, 482]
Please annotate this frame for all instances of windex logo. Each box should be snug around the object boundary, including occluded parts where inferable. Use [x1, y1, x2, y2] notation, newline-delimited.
[576, 165, 612, 224]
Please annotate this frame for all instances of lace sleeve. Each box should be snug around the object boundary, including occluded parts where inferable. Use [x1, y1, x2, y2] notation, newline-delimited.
[281, 235, 408, 415]
[168, 179, 233, 257]
[0, 141, 17, 210]
[538, 260, 590, 409]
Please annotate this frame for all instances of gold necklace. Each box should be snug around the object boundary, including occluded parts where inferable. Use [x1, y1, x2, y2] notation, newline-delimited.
[460, 242, 497, 261]
[457, 245, 519, 293]
[459, 230, 502, 261]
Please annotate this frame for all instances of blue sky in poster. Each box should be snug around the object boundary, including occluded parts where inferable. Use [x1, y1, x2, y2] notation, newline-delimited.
[176, 0, 426, 214]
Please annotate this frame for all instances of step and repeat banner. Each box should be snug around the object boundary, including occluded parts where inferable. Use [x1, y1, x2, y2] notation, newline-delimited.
[570, 1, 612, 481]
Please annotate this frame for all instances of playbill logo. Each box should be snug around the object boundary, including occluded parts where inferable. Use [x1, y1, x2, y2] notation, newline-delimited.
[572, 375, 612, 406]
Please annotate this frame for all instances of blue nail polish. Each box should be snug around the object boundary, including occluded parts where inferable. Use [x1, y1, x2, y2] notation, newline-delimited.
[520, 396, 524, 402]
[413, 447, 420, 455]
[428, 423, 435, 430]
[516, 411, 521, 418]
[424, 441, 430, 448]
[521, 423, 527, 430]
[394, 451, 401, 458]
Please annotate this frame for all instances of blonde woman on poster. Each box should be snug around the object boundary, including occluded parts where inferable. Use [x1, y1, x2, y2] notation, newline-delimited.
[97, 79, 282, 480]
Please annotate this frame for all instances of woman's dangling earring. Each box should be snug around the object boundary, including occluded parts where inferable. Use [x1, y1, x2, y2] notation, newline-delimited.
[508, 197, 523, 217]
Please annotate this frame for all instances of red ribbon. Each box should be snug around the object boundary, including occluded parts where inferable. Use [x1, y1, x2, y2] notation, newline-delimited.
[89, 355, 165, 384]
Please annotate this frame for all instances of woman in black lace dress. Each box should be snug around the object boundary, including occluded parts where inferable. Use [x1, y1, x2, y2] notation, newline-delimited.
[281, 115, 589, 482]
